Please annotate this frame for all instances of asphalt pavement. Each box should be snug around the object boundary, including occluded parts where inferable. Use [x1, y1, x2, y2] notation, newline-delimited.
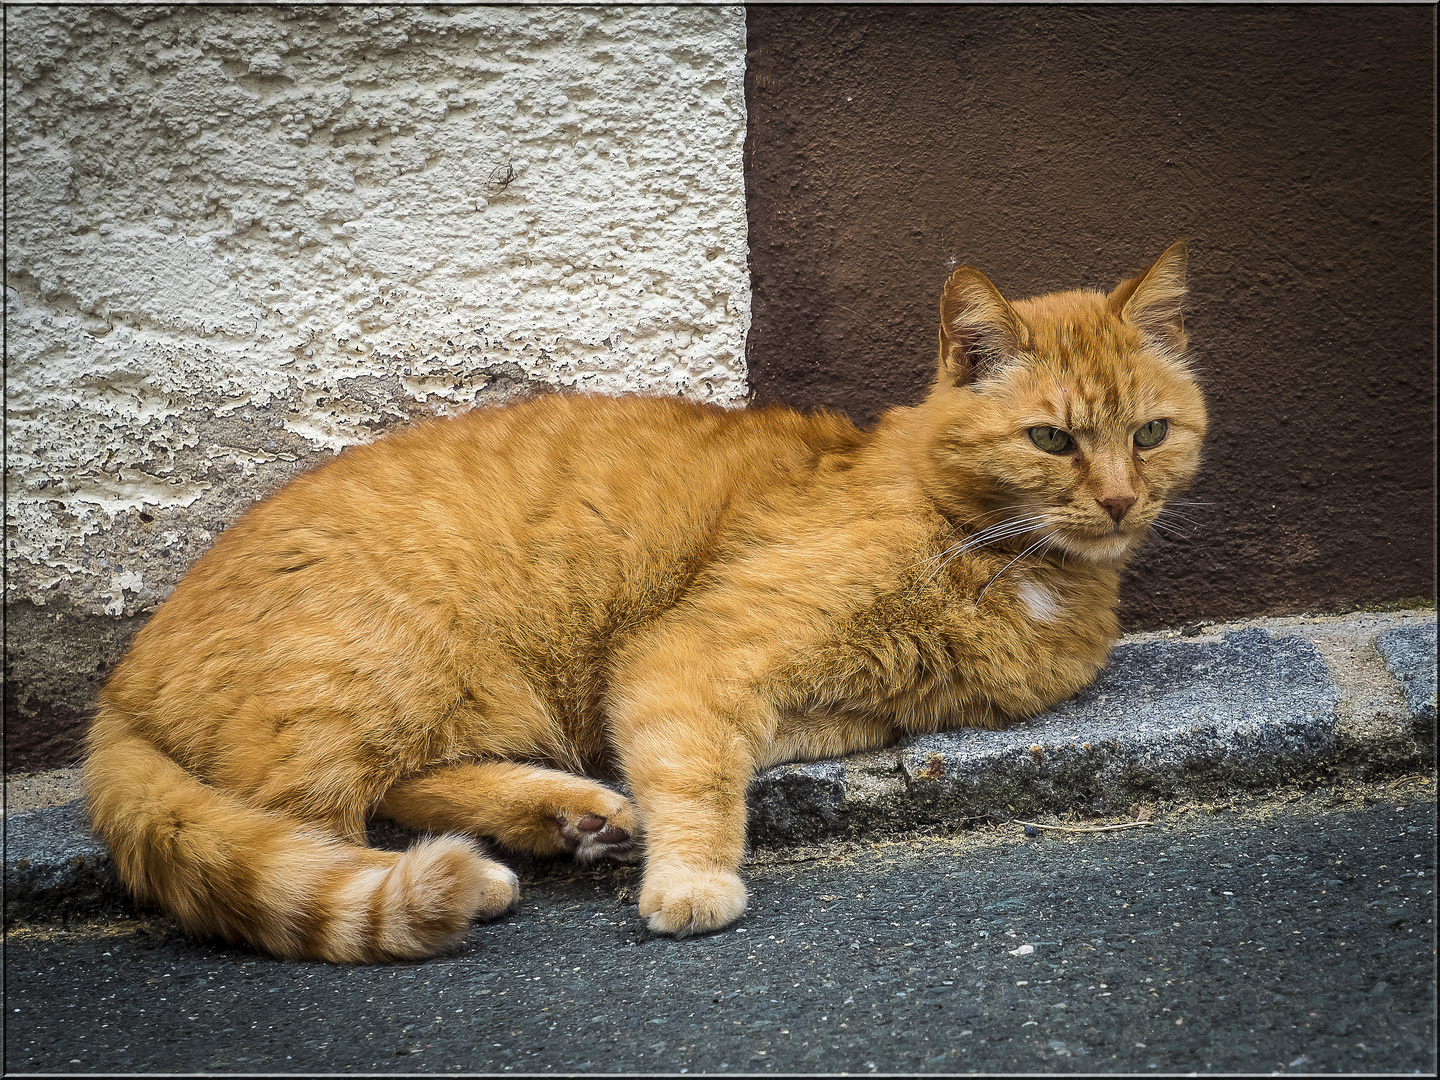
[4, 781, 1435, 1073]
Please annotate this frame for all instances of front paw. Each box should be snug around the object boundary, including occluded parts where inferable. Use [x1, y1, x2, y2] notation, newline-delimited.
[638, 866, 747, 936]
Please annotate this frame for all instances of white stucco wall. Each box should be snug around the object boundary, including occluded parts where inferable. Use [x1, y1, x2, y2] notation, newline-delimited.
[5, 4, 751, 618]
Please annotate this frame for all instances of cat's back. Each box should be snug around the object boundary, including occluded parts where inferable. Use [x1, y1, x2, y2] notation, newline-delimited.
[268, 392, 861, 562]
[119, 393, 865, 665]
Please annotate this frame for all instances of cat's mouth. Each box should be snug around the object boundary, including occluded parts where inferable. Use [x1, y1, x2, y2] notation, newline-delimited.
[1049, 520, 1146, 562]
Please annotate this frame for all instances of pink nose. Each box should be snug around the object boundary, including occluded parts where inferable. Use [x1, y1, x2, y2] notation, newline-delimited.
[1099, 496, 1135, 523]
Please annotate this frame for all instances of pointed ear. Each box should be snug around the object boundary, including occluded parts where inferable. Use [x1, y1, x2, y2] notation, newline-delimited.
[936, 267, 1031, 388]
[1109, 240, 1189, 359]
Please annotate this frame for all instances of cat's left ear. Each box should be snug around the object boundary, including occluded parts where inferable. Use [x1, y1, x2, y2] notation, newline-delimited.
[1109, 240, 1189, 360]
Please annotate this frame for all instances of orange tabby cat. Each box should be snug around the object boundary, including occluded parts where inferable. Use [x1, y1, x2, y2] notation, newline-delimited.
[84, 242, 1205, 962]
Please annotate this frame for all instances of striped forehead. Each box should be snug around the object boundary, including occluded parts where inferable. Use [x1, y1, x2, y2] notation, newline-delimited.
[1012, 299, 1168, 429]
[1020, 292, 1135, 362]
[1050, 361, 1157, 431]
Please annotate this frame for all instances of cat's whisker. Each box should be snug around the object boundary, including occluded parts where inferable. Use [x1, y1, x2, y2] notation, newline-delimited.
[975, 531, 1058, 604]
[957, 504, 1045, 530]
[917, 516, 1051, 570]
[1149, 511, 1191, 528]
[919, 514, 1053, 565]
[950, 523, 1050, 555]
[1152, 507, 1204, 531]
[1155, 517, 1203, 531]
[916, 514, 1054, 587]
[970, 515, 1053, 541]
[1148, 521, 1192, 540]
[1152, 504, 1209, 521]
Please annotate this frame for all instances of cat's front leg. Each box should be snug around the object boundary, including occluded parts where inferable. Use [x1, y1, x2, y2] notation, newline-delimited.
[613, 691, 769, 937]
[632, 778, 751, 937]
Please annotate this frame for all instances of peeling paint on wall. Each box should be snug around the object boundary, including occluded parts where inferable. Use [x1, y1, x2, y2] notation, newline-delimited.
[6, 4, 751, 622]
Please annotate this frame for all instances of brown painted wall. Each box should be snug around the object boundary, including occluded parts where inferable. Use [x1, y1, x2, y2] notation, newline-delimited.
[744, 4, 1436, 629]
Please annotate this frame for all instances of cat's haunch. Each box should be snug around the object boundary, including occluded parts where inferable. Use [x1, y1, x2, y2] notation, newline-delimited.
[84, 242, 1205, 961]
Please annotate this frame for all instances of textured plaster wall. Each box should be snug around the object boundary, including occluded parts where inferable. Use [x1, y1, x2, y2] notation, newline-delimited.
[5, 4, 750, 766]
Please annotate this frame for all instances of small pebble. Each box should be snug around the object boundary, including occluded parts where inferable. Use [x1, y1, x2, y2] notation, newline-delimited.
[1024, 825, 1039, 838]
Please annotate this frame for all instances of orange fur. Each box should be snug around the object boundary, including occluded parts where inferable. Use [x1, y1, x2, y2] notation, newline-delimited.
[85, 242, 1206, 961]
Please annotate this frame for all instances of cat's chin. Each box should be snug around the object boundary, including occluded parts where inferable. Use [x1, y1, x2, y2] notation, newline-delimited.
[1049, 529, 1140, 564]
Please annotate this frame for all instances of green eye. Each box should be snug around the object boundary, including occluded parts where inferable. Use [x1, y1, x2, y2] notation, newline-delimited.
[1028, 426, 1072, 454]
[1134, 419, 1169, 448]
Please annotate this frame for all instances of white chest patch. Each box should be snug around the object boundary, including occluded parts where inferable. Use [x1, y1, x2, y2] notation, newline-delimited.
[1017, 578, 1063, 623]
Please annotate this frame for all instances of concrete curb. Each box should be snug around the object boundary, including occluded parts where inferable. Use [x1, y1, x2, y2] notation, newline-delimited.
[5, 609, 1434, 924]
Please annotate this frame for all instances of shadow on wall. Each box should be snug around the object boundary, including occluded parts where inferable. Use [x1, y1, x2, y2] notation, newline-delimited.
[743, 4, 1436, 630]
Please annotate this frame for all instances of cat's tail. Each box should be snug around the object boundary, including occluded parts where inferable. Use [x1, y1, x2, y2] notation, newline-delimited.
[83, 708, 516, 963]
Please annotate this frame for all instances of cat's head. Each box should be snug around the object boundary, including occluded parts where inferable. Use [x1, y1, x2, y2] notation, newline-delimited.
[916, 241, 1207, 565]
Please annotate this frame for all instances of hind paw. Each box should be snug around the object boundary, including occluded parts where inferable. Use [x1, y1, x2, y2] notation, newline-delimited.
[472, 861, 521, 920]
[558, 801, 642, 863]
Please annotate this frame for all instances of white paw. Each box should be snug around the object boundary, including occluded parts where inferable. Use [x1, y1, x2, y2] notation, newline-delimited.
[638, 866, 747, 936]
[472, 861, 521, 919]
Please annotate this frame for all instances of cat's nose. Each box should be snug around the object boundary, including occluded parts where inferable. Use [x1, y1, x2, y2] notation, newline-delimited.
[1098, 496, 1136, 522]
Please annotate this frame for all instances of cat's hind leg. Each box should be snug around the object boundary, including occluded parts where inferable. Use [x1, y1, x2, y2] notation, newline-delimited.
[377, 762, 642, 862]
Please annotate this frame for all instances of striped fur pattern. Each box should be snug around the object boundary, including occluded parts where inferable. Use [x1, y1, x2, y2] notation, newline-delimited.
[85, 242, 1206, 961]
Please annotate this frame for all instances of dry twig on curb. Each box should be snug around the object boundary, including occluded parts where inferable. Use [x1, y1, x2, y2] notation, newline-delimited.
[1388, 773, 1433, 790]
[1012, 819, 1157, 834]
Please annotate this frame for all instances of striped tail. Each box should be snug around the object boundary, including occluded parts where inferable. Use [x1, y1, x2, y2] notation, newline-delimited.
[83, 709, 516, 963]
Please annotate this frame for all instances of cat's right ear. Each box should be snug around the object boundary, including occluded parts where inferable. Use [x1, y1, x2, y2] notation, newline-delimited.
[937, 267, 1031, 388]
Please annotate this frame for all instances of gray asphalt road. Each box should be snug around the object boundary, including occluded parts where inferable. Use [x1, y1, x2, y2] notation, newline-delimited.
[5, 781, 1434, 1074]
